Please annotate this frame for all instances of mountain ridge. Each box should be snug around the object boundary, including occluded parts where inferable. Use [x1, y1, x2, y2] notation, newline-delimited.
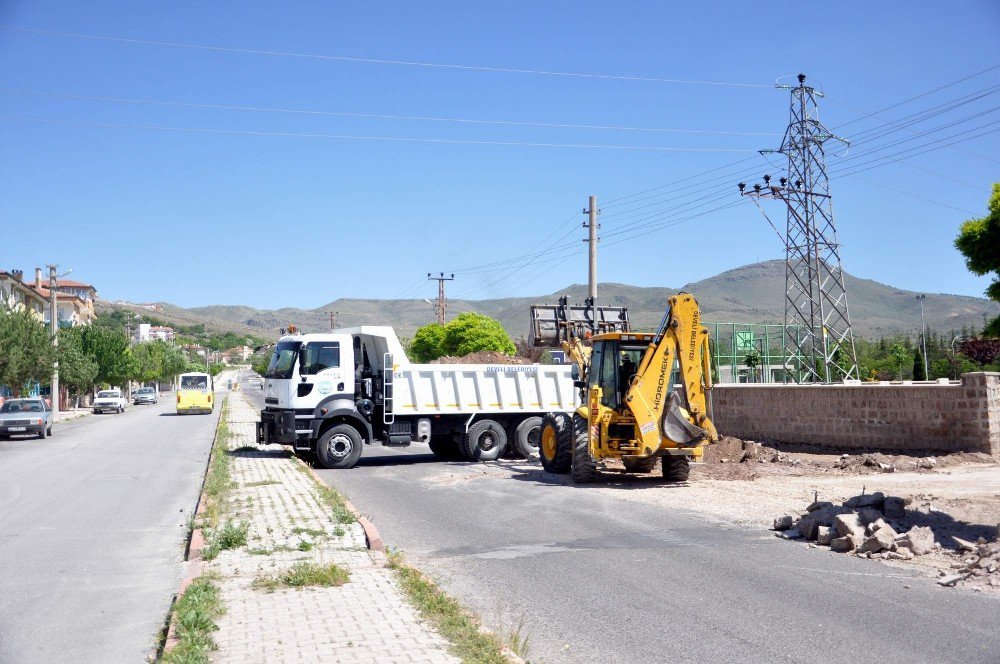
[99, 260, 997, 341]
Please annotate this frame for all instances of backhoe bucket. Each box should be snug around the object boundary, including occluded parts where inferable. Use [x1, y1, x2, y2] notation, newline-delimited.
[529, 298, 630, 347]
[661, 391, 709, 447]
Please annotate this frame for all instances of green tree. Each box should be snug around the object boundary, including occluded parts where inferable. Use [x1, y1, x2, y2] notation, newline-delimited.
[409, 323, 447, 362]
[160, 345, 189, 383]
[0, 305, 55, 396]
[955, 182, 1000, 336]
[58, 329, 98, 407]
[912, 348, 927, 381]
[78, 326, 135, 387]
[132, 340, 168, 385]
[440, 313, 516, 358]
[887, 342, 910, 380]
[742, 349, 761, 383]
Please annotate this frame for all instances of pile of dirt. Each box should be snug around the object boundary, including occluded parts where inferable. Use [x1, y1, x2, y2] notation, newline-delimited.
[429, 351, 531, 365]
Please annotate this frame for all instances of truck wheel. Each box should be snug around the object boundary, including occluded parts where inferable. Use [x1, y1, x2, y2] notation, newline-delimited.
[428, 434, 462, 460]
[461, 420, 507, 461]
[661, 455, 690, 482]
[539, 413, 572, 474]
[512, 416, 542, 460]
[571, 414, 597, 483]
[316, 424, 364, 469]
[622, 456, 656, 473]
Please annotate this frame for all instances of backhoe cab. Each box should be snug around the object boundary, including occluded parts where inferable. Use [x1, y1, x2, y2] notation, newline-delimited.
[539, 294, 718, 483]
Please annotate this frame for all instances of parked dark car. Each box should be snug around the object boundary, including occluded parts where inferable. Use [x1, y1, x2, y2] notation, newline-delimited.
[0, 399, 53, 439]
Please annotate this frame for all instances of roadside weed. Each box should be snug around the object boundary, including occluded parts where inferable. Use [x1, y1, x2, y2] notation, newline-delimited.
[251, 562, 350, 593]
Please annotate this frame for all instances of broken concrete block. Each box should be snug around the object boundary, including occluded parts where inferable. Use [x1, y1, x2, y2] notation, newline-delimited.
[806, 501, 834, 513]
[844, 491, 885, 510]
[831, 536, 854, 553]
[899, 526, 936, 556]
[887, 549, 914, 560]
[856, 507, 884, 526]
[773, 514, 796, 531]
[883, 496, 906, 519]
[918, 457, 937, 469]
[797, 505, 852, 541]
[834, 513, 866, 539]
[817, 526, 833, 546]
[860, 527, 897, 554]
[776, 529, 803, 540]
[866, 518, 888, 536]
[953, 536, 978, 553]
[937, 573, 966, 587]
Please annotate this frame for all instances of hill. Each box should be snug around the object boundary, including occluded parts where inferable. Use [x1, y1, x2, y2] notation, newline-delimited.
[97, 260, 996, 341]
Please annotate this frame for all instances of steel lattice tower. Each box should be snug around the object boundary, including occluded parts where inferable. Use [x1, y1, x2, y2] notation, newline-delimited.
[741, 74, 858, 383]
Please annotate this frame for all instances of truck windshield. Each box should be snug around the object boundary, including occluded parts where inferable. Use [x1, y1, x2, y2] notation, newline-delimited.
[266, 341, 301, 379]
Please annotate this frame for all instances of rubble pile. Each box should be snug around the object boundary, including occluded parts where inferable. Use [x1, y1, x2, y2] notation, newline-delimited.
[942, 538, 1000, 588]
[773, 491, 938, 560]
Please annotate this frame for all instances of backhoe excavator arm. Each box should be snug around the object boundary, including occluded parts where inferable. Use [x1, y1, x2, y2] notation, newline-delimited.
[624, 294, 718, 456]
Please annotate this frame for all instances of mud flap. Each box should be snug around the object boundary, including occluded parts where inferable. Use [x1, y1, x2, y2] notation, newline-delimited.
[662, 391, 708, 447]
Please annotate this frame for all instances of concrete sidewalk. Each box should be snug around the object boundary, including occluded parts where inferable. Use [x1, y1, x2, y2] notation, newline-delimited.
[201, 395, 458, 663]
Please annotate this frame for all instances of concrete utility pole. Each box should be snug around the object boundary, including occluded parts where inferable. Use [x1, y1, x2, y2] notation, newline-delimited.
[427, 272, 454, 326]
[584, 195, 599, 300]
[916, 294, 929, 379]
[329, 311, 338, 332]
[47, 265, 59, 412]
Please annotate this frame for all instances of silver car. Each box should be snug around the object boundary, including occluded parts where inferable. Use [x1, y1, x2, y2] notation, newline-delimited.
[134, 386, 159, 405]
[0, 398, 53, 440]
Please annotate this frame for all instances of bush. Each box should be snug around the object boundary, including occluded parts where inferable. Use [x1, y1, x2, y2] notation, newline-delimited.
[409, 324, 446, 362]
[441, 313, 516, 358]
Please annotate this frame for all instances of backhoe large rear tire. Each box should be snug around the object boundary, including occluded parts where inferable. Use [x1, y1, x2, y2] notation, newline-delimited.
[661, 455, 690, 483]
[539, 413, 572, 474]
[622, 456, 656, 474]
[571, 414, 597, 483]
[461, 419, 507, 461]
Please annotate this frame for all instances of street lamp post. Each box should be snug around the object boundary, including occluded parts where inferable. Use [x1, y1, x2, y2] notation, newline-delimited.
[46, 265, 72, 412]
[916, 294, 929, 379]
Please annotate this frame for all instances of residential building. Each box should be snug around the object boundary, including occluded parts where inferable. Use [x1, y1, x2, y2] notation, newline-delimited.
[26, 268, 97, 328]
[134, 323, 175, 342]
[0, 270, 47, 320]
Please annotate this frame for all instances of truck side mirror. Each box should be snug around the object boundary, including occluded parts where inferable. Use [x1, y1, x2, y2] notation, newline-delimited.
[298, 346, 308, 376]
[571, 364, 580, 381]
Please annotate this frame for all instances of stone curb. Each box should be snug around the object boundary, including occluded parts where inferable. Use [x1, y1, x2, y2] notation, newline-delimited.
[160, 405, 222, 658]
[292, 456, 386, 552]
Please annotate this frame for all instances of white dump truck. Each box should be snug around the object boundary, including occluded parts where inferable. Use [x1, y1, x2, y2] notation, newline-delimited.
[256, 326, 576, 469]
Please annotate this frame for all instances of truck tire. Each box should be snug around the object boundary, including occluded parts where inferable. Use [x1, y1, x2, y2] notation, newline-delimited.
[571, 413, 597, 483]
[460, 419, 507, 462]
[661, 455, 690, 482]
[512, 416, 543, 460]
[316, 424, 364, 469]
[428, 434, 462, 460]
[623, 456, 656, 473]
[539, 413, 572, 474]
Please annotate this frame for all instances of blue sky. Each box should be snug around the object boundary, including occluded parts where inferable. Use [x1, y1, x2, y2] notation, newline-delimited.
[1, 1, 998, 311]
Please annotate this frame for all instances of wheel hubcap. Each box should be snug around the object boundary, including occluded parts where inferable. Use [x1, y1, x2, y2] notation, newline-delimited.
[541, 426, 556, 460]
[328, 434, 352, 459]
[479, 431, 496, 451]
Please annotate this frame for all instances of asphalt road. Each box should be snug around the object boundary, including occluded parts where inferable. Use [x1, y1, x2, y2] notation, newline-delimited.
[241, 377, 1000, 664]
[0, 393, 220, 663]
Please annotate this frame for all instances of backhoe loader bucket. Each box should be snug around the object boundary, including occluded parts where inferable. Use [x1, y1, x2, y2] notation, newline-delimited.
[529, 297, 630, 347]
[661, 391, 709, 447]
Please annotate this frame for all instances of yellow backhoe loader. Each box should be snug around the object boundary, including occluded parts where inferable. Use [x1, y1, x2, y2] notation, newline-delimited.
[538, 293, 718, 483]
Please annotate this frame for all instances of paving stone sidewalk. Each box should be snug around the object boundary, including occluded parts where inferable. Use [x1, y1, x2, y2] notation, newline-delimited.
[206, 394, 459, 663]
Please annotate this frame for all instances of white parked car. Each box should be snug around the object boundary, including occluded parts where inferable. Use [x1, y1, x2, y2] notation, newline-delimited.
[93, 389, 127, 414]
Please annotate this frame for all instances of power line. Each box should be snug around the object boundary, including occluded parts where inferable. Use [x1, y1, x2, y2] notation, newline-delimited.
[0, 88, 781, 136]
[0, 115, 761, 152]
[846, 176, 981, 215]
[6, 26, 774, 88]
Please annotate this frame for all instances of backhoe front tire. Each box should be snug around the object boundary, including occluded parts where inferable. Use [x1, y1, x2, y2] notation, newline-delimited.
[623, 456, 656, 474]
[316, 424, 364, 469]
[661, 455, 691, 482]
[571, 414, 597, 483]
[461, 419, 507, 461]
[539, 413, 572, 474]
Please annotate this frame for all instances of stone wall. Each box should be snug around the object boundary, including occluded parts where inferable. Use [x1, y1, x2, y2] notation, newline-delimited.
[712, 372, 1000, 457]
